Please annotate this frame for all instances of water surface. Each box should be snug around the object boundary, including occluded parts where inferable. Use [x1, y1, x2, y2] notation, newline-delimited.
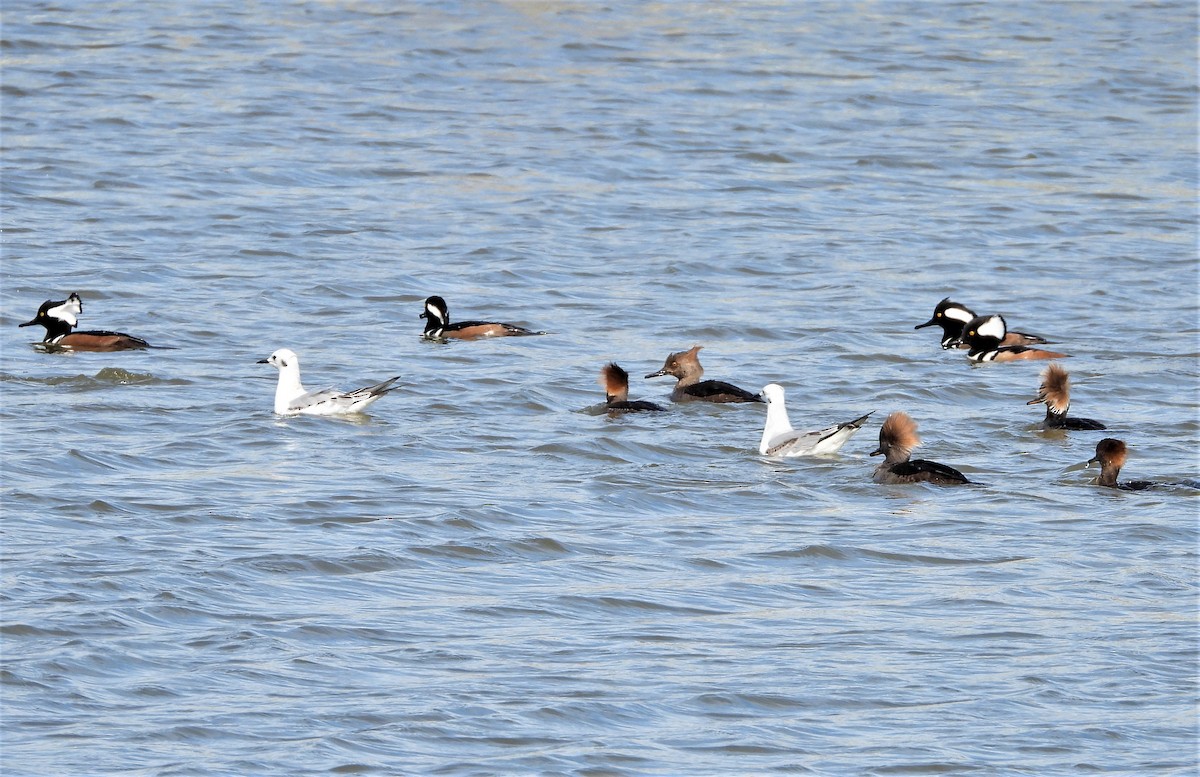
[2, 2, 1197, 775]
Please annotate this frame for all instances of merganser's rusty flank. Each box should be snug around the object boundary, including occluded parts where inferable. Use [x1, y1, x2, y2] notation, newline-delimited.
[915, 297, 1048, 350]
[19, 292, 150, 351]
[420, 295, 543, 341]
[953, 314, 1068, 362]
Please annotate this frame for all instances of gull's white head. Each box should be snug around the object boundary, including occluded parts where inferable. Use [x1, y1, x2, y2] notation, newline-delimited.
[260, 348, 300, 372]
[759, 383, 786, 405]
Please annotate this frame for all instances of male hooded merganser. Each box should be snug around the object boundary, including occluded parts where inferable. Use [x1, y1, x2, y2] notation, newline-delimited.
[645, 345, 763, 403]
[19, 292, 150, 351]
[1026, 363, 1106, 430]
[1083, 438, 1200, 491]
[871, 411, 971, 485]
[599, 363, 665, 412]
[915, 297, 1048, 350]
[952, 314, 1068, 362]
[258, 348, 400, 415]
[756, 383, 871, 456]
[419, 295, 542, 341]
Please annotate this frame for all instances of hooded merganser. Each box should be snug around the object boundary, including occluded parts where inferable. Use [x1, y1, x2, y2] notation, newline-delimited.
[19, 292, 150, 351]
[419, 295, 543, 341]
[644, 345, 763, 403]
[756, 383, 872, 456]
[600, 363, 665, 412]
[915, 297, 1049, 350]
[258, 348, 400, 415]
[952, 314, 1068, 362]
[871, 411, 971, 485]
[1026, 363, 1106, 430]
[1084, 438, 1199, 491]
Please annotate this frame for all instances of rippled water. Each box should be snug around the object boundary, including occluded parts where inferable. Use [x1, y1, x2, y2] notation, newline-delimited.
[3, 2, 1197, 775]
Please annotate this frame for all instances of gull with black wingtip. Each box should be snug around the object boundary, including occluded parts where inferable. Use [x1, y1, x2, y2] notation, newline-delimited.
[757, 383, 871, 457]
[258, 348, 400, 416]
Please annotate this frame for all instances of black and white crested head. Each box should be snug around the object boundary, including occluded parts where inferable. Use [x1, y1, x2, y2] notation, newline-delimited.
[421, 295, 448, 323]
[420, 295, 450, 337]
[915, 298, 977, 348]
[51, 292, 83, 324]
[52, 292, 84, 325]
[19, 292, 85, 342]
[956, 313, 1008, 349]
[975, 314, 1008, 341]
[21, 292, 83, 328]
[941, 300, 974, 324]
[915, 297, 975, 327]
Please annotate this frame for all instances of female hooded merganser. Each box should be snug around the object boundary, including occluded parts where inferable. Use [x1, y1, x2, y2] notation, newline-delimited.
[1084, 438, 1199, 491]
[599, 363, 665, 412]
[952, 314, 1068, 362]
[1086, 438, 1155, 490]
[871, 411, 971, 485]
[419, 295, 542, 341]
[19, 292, 150, 351]
[915, 297, 1048, 350]
[1026, 363, 1106, 430]
[258, 348, 400, 415]
[645, 345, 763, 403]
[756, 383, 872, 456]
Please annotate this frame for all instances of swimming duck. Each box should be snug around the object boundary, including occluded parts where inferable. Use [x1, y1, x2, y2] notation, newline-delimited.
[419, 295, 542, 340]
[258, 348, 400, 415]
[1083, 438, 1200, 491]
[19, 292, 150, 351]
[757, 383, 871, 456]
[600, 363, 665, 412]
[952, 314, 1068, 362]
[871, 411, 971, 485]
[914, 297, 1048, 350]
[1027, 363, 1106, 430]
[645, 345, 762, 403]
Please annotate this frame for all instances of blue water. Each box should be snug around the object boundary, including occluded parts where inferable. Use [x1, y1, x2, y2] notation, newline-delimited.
[2, 2, 1197, 775]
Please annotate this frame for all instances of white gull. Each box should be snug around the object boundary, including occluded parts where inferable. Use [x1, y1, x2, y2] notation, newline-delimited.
[757, 383, 872, 457]
[259, 348, 400, 416]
